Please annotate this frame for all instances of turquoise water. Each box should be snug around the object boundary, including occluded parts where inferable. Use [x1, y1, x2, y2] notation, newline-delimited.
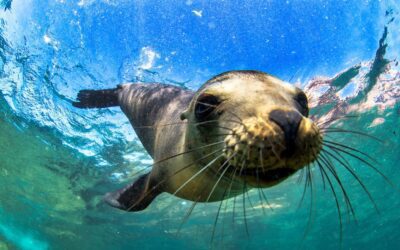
[0, 1, 399, 249]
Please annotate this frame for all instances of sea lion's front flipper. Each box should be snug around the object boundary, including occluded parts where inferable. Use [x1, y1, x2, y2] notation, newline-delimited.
[104, 173, 161, 212]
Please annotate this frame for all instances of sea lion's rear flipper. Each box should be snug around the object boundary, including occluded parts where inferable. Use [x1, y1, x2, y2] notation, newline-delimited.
[72, 86, 121, 109]
[104, 173, 161, 212]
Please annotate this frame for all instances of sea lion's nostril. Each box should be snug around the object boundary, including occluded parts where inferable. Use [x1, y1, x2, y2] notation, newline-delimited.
[269, 109, 302, 157]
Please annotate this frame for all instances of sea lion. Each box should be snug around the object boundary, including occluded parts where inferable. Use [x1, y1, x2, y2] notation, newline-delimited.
[73, 70, 322, 212]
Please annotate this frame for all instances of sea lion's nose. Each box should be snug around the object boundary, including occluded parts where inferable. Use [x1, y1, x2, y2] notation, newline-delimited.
[269, 109, 302, 157]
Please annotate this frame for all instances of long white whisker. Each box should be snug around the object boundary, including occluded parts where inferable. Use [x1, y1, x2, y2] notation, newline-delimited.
[173, 154, 225, 196]
[206, 152, 238, 202]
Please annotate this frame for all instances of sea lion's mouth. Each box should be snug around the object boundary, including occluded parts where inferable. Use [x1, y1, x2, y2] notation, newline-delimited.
[241, 167, 296, 181]
[225, 166, 296, 185]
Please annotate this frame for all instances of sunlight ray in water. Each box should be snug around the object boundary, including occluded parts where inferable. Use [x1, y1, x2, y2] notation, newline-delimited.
[0, 210, 49, 250]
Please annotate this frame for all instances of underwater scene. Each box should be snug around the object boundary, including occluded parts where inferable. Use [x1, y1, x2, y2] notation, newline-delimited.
[0, 0, 399, 249]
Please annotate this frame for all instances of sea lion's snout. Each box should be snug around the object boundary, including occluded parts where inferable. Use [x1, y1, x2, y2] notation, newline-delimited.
[223, 108, 322, 187]
[224, 116, 285, 169]
[269, 109, 302, 158]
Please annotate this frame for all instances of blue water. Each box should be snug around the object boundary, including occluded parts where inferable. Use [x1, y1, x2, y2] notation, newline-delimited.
[0, 0, 399, 249]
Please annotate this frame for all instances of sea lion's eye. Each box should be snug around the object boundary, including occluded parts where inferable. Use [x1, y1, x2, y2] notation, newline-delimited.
[294, 92, 309, 117]
[195, 94, 220, 122]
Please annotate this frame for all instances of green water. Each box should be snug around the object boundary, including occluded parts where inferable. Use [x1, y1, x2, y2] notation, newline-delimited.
[1, 94, 400, 249]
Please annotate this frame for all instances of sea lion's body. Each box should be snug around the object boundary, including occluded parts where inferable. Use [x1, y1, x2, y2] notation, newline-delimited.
[73, 70, 322, 211]
[116, 84, 234, 201]
[116, 83, 244, 203]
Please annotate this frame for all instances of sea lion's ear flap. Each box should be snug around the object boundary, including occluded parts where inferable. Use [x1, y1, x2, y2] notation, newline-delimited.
[104, 173, 161, 212]
[180, 110, 189, 120]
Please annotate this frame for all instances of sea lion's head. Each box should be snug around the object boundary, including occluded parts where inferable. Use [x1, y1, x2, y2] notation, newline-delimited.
[181, 70, 322, 188]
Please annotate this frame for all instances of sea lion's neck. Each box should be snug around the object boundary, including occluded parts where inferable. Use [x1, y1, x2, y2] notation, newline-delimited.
[118, 83, 194, 157]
